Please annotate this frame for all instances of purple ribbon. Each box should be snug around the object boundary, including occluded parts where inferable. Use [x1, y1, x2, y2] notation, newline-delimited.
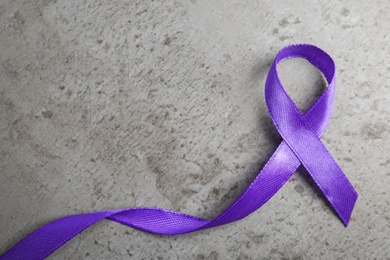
[1, 44, 358, 260]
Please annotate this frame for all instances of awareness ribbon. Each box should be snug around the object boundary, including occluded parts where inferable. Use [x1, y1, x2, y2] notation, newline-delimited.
[1, 44, 358, 259]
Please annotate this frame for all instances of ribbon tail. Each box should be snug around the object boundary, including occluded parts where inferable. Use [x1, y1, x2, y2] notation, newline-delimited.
[0, 211, 117, 260]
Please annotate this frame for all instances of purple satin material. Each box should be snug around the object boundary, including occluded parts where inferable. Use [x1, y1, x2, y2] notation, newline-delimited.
[1, 44, 358, 260]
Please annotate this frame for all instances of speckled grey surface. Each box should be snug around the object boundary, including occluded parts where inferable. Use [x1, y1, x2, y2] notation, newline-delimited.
[0, 0, 389, 259]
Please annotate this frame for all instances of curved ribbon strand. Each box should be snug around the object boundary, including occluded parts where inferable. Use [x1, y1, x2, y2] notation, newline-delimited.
[1, 44, 357, 260]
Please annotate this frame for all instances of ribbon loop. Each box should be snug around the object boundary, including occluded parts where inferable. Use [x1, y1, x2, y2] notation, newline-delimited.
[1, 44, 358, 260]
[265, 44, 358, 226]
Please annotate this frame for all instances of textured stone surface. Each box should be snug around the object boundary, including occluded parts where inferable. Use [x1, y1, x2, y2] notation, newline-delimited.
[0, 0, 389, 259]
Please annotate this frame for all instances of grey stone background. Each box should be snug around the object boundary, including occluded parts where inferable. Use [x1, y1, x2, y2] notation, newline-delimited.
[0, 0, 389, 259]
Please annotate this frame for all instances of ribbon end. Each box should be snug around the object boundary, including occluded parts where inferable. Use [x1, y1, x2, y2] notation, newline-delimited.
[339, 191, 358, 227]
[342, 216, 350, 227]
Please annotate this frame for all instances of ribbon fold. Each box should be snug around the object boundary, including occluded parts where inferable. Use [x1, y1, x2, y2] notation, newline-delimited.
[1, 44, 358, 260]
